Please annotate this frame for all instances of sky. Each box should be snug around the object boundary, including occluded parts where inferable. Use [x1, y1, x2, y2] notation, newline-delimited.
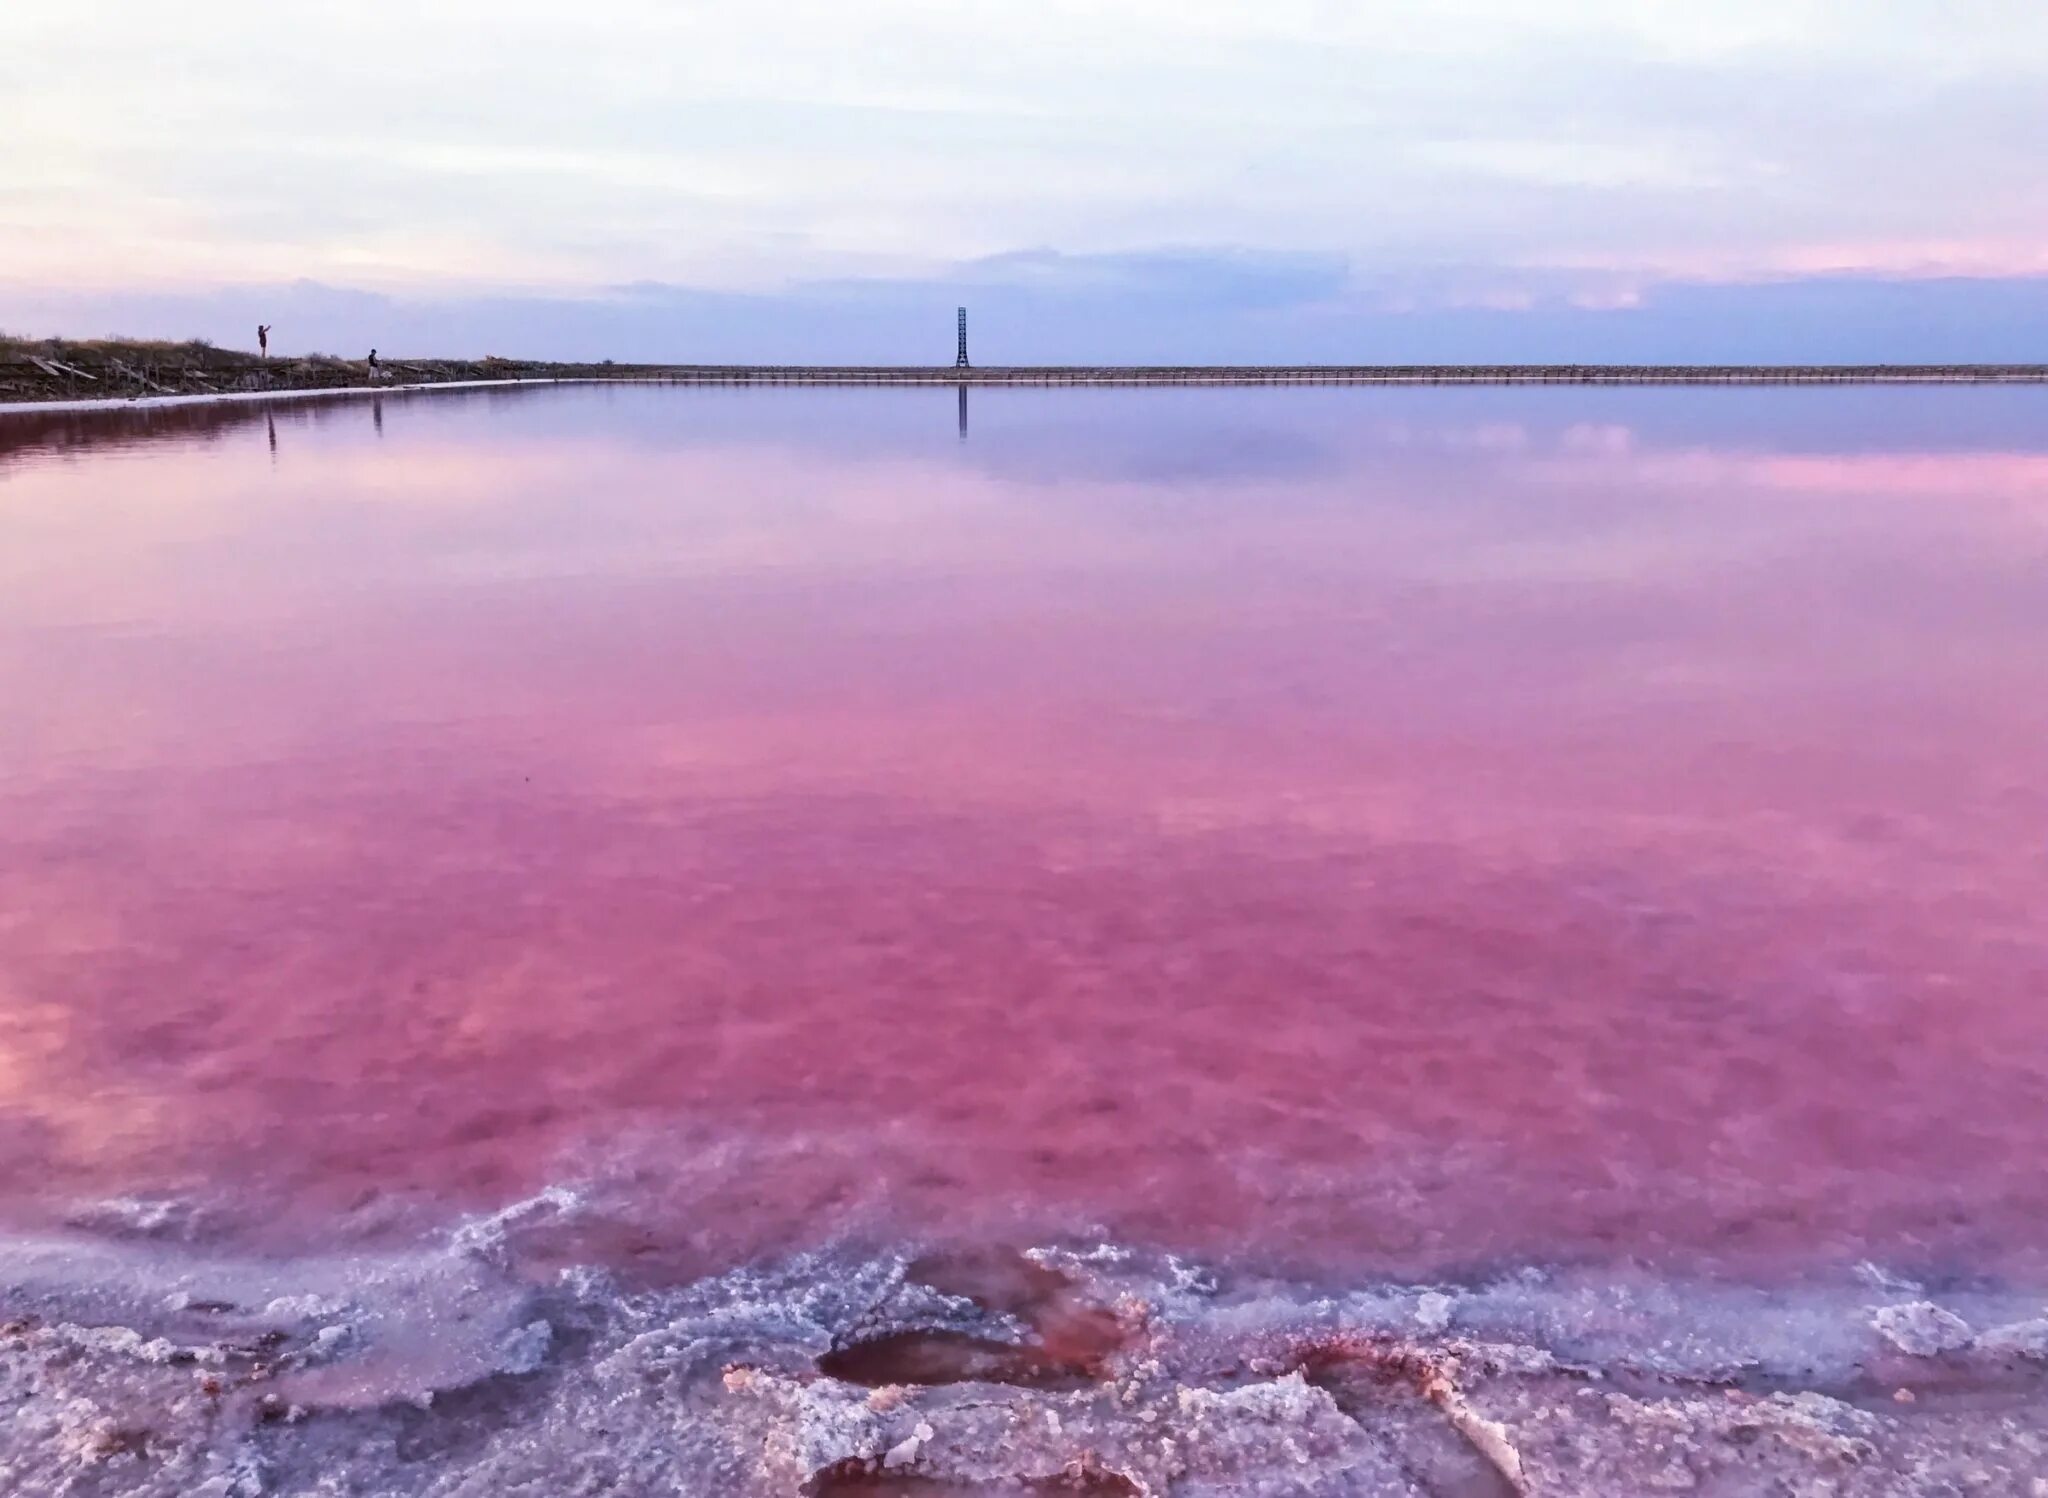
[3, 1, 2048, 361]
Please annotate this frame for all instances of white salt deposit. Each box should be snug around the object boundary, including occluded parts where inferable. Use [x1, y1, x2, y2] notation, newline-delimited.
[7, 1186, 2048, 1495]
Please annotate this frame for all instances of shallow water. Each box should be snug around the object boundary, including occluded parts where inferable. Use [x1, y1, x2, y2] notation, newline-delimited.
[3, 385, 2047, 1493]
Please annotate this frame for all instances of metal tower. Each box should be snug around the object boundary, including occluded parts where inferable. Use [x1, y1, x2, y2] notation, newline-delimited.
[955, 306, 970, 368]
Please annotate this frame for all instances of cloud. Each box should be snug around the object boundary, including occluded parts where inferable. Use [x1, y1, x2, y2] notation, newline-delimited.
[4, 1, 2048, 298]
[9, 253, 2048, 365]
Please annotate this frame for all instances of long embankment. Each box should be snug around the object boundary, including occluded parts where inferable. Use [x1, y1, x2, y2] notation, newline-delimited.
[7, 338, 2048, 409]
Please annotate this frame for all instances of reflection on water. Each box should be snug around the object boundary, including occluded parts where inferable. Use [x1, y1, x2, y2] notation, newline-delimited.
[2, 383, 2046, 1282]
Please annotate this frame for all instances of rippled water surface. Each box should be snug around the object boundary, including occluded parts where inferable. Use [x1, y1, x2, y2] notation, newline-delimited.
[4, 384, 2046, 1285]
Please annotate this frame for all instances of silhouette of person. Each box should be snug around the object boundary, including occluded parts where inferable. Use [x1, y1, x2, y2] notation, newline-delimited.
[257, 324, 271, 359]
[367, 348, 380, 377]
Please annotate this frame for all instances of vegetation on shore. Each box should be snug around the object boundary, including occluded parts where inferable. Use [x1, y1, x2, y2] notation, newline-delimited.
[0, 335, 652, 403]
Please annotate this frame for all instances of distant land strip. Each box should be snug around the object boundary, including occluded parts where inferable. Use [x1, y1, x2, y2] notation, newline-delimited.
[6, 339, 2048, 407]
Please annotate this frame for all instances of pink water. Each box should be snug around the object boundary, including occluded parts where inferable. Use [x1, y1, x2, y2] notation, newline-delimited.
[3, 385, 2045, 1283]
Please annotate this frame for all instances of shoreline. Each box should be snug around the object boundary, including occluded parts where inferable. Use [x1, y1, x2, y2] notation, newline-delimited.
[8, 1200, 2048, 1496]
[0, 376, 566, 417]
[5, 362, 2048, 417]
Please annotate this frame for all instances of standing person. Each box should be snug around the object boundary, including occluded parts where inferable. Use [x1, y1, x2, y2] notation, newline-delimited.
[257, 324, 271, 359]
[367, 348, 380, 378]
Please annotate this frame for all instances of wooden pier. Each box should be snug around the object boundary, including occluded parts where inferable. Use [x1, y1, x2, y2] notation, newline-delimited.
[10, 349, 2047, 411]
[627, 364, 2048, 387]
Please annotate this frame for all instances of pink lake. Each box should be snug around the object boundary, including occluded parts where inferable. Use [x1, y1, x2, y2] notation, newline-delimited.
[3, 383, 2046, 1286]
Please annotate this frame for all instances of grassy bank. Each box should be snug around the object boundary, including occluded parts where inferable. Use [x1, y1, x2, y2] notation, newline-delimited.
[0, 336, 655, 403]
